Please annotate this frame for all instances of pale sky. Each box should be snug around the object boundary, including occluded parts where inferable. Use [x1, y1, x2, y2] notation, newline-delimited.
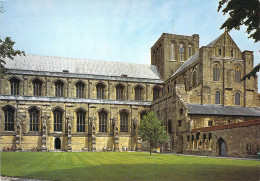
[1, 0, 259, 90]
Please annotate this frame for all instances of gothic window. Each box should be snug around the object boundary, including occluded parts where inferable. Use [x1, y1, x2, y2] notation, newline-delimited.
[55, 80, 64, 97]
[215, 91, 221, 104]
[235, 92, 240, 105]
[234, 66, 241, 83]
[189, 45, 192, 58]
[116, 84, 124, 100]
[153, 86, 160, 100]
[53, 109, 63, 132]
[32, 79, 43, 96]
[9, 77, 20, 95]
[179, 44, 184, 61]
[29, 108, 39, 131]
[96, 83, 105, 99]
[213, 64, 220, 81]
[99, 111, 107, 132]
[76, 81, 85, 98]
[120, 112, 128, 132]
[231, 49, 234, 57]
[77, 110, 85, 132]
[171, 43, 175, 60]
[219, 48, 222, 56]
[135, 85, 143, 101]
[4, 107, 15, 131]
[192, 71, 197, 87]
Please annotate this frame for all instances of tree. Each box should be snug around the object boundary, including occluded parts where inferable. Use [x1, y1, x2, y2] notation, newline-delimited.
[218, 0, 259, 42]
[241, 63, 260, 81]
[0, 5, 25, 77]
[138, 111, 169, 155]
[0, 37, 25, 77]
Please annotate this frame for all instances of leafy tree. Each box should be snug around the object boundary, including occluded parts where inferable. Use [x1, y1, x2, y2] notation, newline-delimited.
[0, 37, 25, 77]
[241, 63, 260, 81]
[138, 111, 169, 155]
[218, 0, 259, 42]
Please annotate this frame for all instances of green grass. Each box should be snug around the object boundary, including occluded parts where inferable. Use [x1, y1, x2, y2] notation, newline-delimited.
[1, 152, 260, 181]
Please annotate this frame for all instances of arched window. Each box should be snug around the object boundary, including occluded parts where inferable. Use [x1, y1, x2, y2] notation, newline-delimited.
[215, 91, 221, 104]
[120, 112, 128, 132]
[96, 83, 105, 99]
[213, 64, 220, 81]
[135, 85, 143, 101]
[76, 81, 85, 98]
[55, 80, 64, 97]
[4, 107, 15, 131]
[179, 44, 184, 61]
[235, 92, 240, 105]
[192, 71, 197, 87]
[168, 119, 172, 134]
[231, 49, 234, 57]
[153, 86, 160, 100]
[171, 43, 175, 60]
[53, 109, 63, 131]
[29, 108, 40, 131]
[32, 79, 43, 96]
[234, 66, 241, 83]
[9, 77, 20, 95]
[99, 111, 107, 132]
[77, 110, 85, 132]
[116, 84, 124, 100]
[189, 45, 192, 58]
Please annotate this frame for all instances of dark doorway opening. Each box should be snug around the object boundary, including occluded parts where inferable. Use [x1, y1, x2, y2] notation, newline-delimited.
[218, 138, 226, 156]
[55, 137, 61, 149]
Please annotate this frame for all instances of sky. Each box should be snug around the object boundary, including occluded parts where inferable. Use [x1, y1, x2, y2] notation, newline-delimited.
[0, 0, 259, 89]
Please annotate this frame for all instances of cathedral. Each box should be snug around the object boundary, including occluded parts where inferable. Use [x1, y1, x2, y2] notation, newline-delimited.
[0, 31, 259, 157]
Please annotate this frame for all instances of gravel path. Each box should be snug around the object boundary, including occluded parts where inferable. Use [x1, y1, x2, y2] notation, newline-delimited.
[1, 176, 49, 181]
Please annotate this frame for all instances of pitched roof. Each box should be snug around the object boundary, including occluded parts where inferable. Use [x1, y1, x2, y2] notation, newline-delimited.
[4, 54, 161, 80]
[205, 33, 223, 47]
[191, 119, 260, 134]
[186, 104, 260, 117]
[171, 52, 199, 77]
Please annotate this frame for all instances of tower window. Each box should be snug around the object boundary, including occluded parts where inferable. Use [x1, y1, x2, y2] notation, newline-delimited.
[171, 43, 175, 60]
[234, 66, 241, 83]
[215, 91, 220, 104]
[231, 49, 234, 57]
[235, 92, 240, 105]
[189, 45, 192, 58]
[179, 44, 184, 61]
[213, 64, 220, 81]
[219, 48, 222, 56]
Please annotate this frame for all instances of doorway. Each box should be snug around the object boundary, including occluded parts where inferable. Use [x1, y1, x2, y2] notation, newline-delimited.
[55, 137, 61, 149]
[218, 138, 226, 156]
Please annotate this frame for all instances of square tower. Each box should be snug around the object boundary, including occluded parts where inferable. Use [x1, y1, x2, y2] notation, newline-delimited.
[151, 33, 199, 80]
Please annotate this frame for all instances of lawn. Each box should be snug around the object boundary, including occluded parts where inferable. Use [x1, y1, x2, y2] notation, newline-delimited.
[1, 152, 260, 181]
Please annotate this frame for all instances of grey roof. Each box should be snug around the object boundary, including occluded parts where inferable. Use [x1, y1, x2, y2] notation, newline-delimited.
[171, 52, 199, 77]
[205, 34, 222, 47]
[186, 103, 260, 117]
[4, 54, 161, 80]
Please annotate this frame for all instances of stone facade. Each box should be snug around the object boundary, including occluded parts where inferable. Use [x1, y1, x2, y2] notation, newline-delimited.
[0, 31, 259, 157]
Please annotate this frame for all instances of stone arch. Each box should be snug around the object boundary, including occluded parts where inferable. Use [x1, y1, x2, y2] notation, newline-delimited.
[217, 138, 227, 156]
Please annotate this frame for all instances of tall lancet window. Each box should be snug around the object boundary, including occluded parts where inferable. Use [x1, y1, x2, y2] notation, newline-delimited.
[179, 44, 184, 61]
[171, 43, 175, 60]
[189, 45, 192, 58]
